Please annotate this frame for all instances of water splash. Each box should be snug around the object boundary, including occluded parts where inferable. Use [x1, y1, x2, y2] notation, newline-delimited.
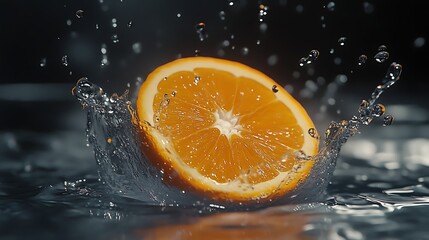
[73, 62, 402, 207]
[299, 50, 320, 66]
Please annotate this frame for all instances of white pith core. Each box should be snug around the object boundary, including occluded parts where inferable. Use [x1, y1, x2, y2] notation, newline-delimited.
[212, 109, 242, 139]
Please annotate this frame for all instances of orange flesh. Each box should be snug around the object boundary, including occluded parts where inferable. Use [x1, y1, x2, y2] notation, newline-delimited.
[153, 68, 304, 185]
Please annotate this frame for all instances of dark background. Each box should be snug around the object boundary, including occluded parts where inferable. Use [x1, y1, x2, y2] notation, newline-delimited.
[1, 0, 428, 130]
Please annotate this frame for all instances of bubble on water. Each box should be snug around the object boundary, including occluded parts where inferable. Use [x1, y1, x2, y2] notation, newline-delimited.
[383, 115, 394, 126]
[76, 10, 84, 19]
[127, 20, 133, 28]
[296, 4, 304, 13]
[358, 54, 368, 65]
[240, 47, 249, 55]
[219, 11, 226, 20]
[378, 45, 387, 51]
[267, 54, 278, 66]
[111, 18, 118, 28]
[299, 49, 320, 66]
[66, 19, 72, 26]
[258, 4, 269, 22]
[363, 2, 375, 14]
[308, 128, 319, 139]
[194, 76, 201, 85]
[374, 51, 389, 63]
[111, 34, 119, 43]
[195, 22, 207, 41]
[132, 42, 142, 54]
[272, 85, 278, 93]
[414, 37, 426, 48]
[40, 58, 47, 67]
[61, 55, 68, 66]
[326, 2, 336, 11]
[338, 37, 347, 46]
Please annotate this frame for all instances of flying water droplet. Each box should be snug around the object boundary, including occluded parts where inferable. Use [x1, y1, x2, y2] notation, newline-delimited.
[258, 4, 269, 22]
[40, 58, 47, 67]
[219, 11, 226, 20]
[358, 55, 367, 65]
[267, 54, 278, 66]
[326, 2, 335, 11]
[76, 10, 84, 19]
[61, 55, 68, 66]
[111, 34, 119, 43]
[228, 0, 234, 6]
[372, 103, 385, 117]
[132, 42, 142, 54]
[338, 37, 347, 46]
[374, 51, 389, 63]
[176, 13, 182, 18]
[195, 22, 207, 41]
[299, 49, 320, 66]
[383, 115, 394, 126]
[329, 48, 335, 54]
[414, 37, 426, 48]
[363, 2, 375, 14]
[240, 47, 249, 55]
[127, 20, 133, 28]
[111, 18, 118, 28]
[95, 24, 100, 30]
[272, 85, 279, 93]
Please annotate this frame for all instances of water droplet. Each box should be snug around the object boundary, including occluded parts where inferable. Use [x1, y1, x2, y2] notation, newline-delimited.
[258, 4, 269, 22]
[299, 50, 319, 66]
[374, 51, 389, 63]
[95, 24, 100, 30]
[127, 20, 133, 28]
[111, 34, 119, 43]
[272, 85, 278, 93]
[383, 115, 393, 126]
[228, 0, 234, 6]
[195, 22, 207, 41]
[326, 2, 335, 11]
[308, 128, 319, 139]
[240, 47, 249, 55]
[296, 4, 304, 13]
[267, 54, 278, 66]
[378, 45, 387, 51]
[256, 40, 261, 45]
[132, 42, 142, 54]
[259, 23, 268, 33]
[176, 13, 182, 18]
[61, 55, 68, 66]
[414, 37, 426, 48]
[111, 18, 118, 28]
[358, 54, 367, 65]
[194, 49, 200, 56]
[338, 37, 347, 46]
[66, 19, 72, 26]
[107, 138, 112, 144]
[372, 103, 385, 117]
[219, 11, 226, 20]
[194, 76, 201, 85]
[359, 100, 369, 112]
[171, 91, 177, 97]
[329, 48, 335, 54]
[76, 10, 84, 19]
[40, 58, 47, 67]
[363, 2, 375, 14]
[334, 57, 342, 65]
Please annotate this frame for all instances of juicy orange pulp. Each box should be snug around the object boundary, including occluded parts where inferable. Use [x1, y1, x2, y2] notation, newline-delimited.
[136, 57, 318, 202]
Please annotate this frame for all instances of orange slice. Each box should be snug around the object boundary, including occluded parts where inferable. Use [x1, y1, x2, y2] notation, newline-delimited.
[136, 57, 318, 202]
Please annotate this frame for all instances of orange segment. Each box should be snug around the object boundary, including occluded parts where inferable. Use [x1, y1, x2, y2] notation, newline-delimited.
[136, 57, 318, 202]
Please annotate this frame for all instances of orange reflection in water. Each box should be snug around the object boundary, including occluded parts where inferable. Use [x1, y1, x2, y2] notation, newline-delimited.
[135, 207, 320, 240]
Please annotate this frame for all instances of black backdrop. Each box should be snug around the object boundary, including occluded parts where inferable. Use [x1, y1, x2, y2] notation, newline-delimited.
[1, 0, 428, 130]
